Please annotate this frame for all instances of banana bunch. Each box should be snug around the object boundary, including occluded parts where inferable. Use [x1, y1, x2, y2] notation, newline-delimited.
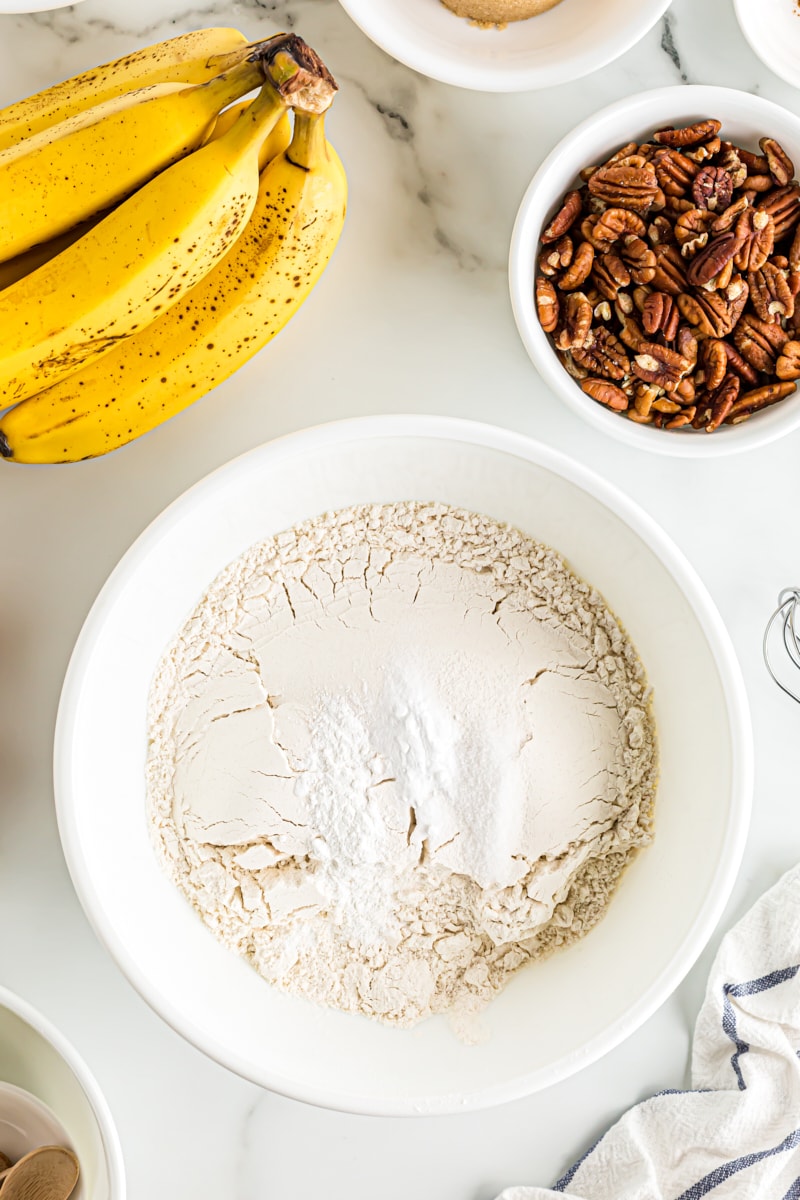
[0, 29, 346, 464]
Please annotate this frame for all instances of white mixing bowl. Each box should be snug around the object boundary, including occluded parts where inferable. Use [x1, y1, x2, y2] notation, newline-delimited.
[55, 416, 751, 1115]
[0, 985, 125, 1197]
[510, 85, 800, 456]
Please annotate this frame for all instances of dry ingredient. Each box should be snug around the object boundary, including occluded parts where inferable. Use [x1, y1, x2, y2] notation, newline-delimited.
[147, 503, 657, 1030]
[440, 0, 564, 27]
[535, 117, 800, 432]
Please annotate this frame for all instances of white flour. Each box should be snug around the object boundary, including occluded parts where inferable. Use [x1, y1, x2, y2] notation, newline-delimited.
[147, 502, 657, 1029]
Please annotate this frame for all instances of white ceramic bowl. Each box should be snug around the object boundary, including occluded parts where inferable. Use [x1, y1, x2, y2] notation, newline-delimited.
[510, 84, 800, 456]
[335, 0, 670, 92]
[0, 986, 125, 1197]
[55, 416, 751, 1116]
[734, 0, 800, 91]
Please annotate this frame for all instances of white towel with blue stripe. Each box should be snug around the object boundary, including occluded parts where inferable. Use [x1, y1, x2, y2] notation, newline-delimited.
[497, 863, 800, 1200]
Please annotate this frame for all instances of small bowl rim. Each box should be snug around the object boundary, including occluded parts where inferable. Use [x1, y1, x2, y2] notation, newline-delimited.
[0, 984, 126, 1196]
[509, 83, 800, 457]
[732, 0, 800, 92]
[335, 0, 672, 92]
[54, 414, 753, 1115]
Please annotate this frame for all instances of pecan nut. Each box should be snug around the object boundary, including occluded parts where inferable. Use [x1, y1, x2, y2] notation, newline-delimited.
[734, 208, 774, 271]
[776, 340, 800, 380]
[592, 251, 631, 300]
[699, 338, 728, 391]
[554, 291, 593, 350]
[653, 119, 722, 148]
[538, 235, 573, 277]
[675, 208, 714, 257]
[632, 342, 692, 390]
[572, 326, 630, 379]
[642, 291, 680, 340]
[748, 260, 795, 324]
[588, 161, 659, 215]
[728, 380, 797, 419]
[756, 184, 800, 239]
[677, 276, 749, 338]
[620, 234, 657, 284]
[580, 377, 629, 411]
[593, 207, 647, 243]
[535, 277, 559, 332]
[685, 231, 743, 287]
[692, 165, 733, 212]
[733, 311, 789, 372]
[652, 244, 688, 294]
[653, 147, 698, 196]
[760, 136, 795, 187]
[541, 189, 583, 244]
[704, 372, 741, 432]
[558, 241, 595, 291]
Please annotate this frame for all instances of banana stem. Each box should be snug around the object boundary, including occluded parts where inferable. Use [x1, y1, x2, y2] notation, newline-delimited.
[287, 111, 328, 171]
[255, 34, 337, 115]
[198, 56, 266, 110]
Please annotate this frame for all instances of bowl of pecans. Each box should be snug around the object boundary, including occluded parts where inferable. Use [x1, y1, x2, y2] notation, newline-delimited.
[509, 85, 800, 455]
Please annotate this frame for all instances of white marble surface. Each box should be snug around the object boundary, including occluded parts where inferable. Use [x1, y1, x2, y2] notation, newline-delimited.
[1, 0, 799, 1195]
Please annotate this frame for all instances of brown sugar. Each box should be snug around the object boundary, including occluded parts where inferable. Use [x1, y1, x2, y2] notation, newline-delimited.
[441, 0, 565, 24]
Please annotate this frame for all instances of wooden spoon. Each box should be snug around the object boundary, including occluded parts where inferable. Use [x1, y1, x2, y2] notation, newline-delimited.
[0, 1146, 79, 1199]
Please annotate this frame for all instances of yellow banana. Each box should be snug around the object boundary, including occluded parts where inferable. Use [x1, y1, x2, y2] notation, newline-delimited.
[0, 56, 270, 262]
[0, 27, 251, 151]
[0, 106, 291, 294]
[206, 100, 291, 170]
[0, 111, 347, 464]
[0, 35, 334, 409]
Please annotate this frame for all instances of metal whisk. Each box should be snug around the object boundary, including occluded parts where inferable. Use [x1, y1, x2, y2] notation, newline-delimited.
[764, 588, 800, 704]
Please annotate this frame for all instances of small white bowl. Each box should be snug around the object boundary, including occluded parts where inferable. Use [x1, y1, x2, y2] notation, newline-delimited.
[335, 0, 671, 92]
[0, 986, 125, 1198]
[55, 416, 751, 1115]
[734, 0, 800, 91]
[509, 84, 800, 456]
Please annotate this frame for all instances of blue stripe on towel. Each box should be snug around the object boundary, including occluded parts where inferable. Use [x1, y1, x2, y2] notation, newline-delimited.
[674, 1129, 800, 1199]
[722, 966, 799, 1089]
[782, 1176, 800, 1200]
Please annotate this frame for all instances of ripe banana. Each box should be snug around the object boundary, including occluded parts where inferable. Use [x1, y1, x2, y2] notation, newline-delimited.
[0, 69, 304, 406]
[0, 27, 251, 151]
[0, 56, 269, 262]
[206, 100, 292, 169]
[0, 110, 347, 464]
[0, 106, 292, 295]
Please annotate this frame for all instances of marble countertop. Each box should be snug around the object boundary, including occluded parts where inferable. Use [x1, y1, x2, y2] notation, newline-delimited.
[1, 0, 800, 1195]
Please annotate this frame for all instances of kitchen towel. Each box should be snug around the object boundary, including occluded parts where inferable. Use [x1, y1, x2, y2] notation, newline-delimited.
[497, 863, 800, 1200]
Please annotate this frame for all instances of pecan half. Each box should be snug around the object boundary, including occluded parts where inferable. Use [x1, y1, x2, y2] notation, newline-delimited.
[705, 373, 740, 432]
[580, 377, 629, 411]
[677, 323, 698, 366]
[653, 119, 721, 148]
[712, 193, 749, 234]
[677, 276, 749, 338]
[733, 311, 789, 372]
[760, 136, 795, 187]
[734, 207, 775, 271]
[592, 251, 631, 300]
[727, 380, 797, 419]
[748, 260, 795, 323]
[757, 184, 800, 239]
[535, 277, 559, 332]
[685, 231, 743, 287]
[541, 189, 583, 244]
[620, 235, 657, 284]
[776, 340, 800, 380]
[539, 235, 573, 277]
[699, 338, 728, 391]
[721, 339, 760, 384]
[686, 137, 722, 164]
[647, 214, 676, 246]
[652, 244, 688, 294]
[554, 291, 593, 350]
[675, 208, 714, 256]
[588, 161, 659, 215]
[692, 165, 733, 212]
[558, 241, 595, 291]
[653, 147, 698, 196]
[632, 342, 692, 390]
[572, 326, 630, 379]
[618, 313, 647, 353]
[642, 291, 679, 340]
[593, 207, 647, 243]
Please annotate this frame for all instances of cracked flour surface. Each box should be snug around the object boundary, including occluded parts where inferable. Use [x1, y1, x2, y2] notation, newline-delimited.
[147, 502, 657, 1031]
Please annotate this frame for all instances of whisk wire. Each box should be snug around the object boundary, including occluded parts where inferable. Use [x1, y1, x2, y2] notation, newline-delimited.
[764, 587, 800, 704]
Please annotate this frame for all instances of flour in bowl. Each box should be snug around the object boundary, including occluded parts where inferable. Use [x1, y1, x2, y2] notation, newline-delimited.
[147, 502, 657, 1029]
